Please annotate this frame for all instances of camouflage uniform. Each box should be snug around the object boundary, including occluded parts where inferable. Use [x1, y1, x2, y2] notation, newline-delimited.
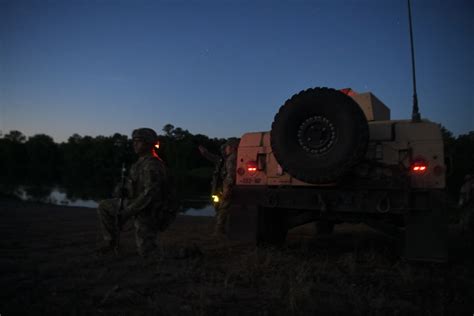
[215, 150, 237, 234]
[97, 128, 167, 256]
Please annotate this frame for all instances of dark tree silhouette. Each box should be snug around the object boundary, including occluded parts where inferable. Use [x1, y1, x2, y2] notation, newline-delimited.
[162, 124, 175, 137]
[25, 134, 58, 184]
[4, 130, 26, 143]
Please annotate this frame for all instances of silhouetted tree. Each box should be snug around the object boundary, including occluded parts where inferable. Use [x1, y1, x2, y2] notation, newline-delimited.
[5, 130, 26, 143]
[172, 127, 190, 140]
[25, 134, 58, 184]
[0, 131, 29, 187]
[162, 124, 174, 137]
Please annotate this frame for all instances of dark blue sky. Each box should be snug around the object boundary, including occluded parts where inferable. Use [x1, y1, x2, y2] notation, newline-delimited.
[1, 0, 472, 142]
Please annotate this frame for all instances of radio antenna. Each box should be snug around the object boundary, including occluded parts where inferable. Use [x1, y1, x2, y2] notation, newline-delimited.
[408, 0, 421, 122]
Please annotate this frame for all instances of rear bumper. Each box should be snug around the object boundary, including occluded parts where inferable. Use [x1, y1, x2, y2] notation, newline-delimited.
[231, 185, 416, 216]
[227, 186, 448, 262]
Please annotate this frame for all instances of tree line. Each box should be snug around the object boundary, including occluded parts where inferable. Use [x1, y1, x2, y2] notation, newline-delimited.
[0, 125, 227, 200]
[0, 126, 472, 201]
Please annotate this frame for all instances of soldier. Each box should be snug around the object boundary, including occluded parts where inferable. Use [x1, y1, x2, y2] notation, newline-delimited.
[199, 138, 239, 237]
[97, 128, 167, 257]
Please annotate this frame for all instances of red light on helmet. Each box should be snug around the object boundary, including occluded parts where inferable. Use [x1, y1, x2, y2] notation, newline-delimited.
[247, 161, 257, 173]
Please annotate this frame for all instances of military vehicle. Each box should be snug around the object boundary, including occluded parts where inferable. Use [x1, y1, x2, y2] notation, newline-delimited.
[227, 87, 448, 261]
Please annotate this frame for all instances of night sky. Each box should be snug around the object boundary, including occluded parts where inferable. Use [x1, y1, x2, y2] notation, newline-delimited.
[1, 0, 472, 142]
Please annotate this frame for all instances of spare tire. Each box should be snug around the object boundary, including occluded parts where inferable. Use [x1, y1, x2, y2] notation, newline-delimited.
[271, 87, 369, 184]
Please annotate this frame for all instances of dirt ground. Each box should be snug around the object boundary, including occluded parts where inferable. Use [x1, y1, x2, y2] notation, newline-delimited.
[1, 197, 473, 315]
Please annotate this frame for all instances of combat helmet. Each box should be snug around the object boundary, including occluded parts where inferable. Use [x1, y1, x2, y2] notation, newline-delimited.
[132, 128, 158, 144]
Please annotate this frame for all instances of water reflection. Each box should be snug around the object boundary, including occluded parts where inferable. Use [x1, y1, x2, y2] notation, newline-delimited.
[13, 186, 215, 217]
[182, 205, 215, 217]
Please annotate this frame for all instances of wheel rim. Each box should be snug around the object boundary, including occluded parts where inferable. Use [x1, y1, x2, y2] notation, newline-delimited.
[297, 116, 336, 155]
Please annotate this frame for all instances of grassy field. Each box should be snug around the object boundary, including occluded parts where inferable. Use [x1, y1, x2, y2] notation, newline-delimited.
[1, 198, 473, 315]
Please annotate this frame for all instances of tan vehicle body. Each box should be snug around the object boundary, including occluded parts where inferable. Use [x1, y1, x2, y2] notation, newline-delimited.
[228, 89, 448, 261]
[237, 124, 445, 189]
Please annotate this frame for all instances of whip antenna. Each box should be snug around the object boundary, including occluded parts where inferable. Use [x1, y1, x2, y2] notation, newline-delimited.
[408, 0, 421, 122]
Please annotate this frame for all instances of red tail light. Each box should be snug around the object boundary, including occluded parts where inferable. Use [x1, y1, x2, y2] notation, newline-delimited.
[412, 165, 427, 172]
[247, 161, 257, 172]
[411, 159, 428, 174]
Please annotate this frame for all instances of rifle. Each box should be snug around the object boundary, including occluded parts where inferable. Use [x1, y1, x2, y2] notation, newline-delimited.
[114, 163, 127, 255]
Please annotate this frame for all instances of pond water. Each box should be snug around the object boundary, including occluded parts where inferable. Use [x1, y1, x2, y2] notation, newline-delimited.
[14, 186, 215, 217]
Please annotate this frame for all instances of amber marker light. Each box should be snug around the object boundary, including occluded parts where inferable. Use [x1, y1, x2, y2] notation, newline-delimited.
[212, 195, 220, 203]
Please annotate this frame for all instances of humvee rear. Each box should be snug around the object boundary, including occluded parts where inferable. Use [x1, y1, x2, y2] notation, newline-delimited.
[227, 87, 447, 262]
